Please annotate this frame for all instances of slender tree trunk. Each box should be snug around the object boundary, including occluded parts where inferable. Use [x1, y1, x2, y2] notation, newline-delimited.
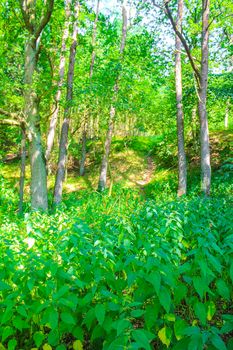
[19, 125, 26, 214]
[198, 0, 211, 195]
[98, 2, 128, 191]
[53, 1, 79, 206]
[225, 98, 230, 129]
[175, 0, 187, 196]
[45, 0, 71, 162]
[79, 121, 87, 176]
[25, 38, 48, 210]
[80, 0, 100, 176]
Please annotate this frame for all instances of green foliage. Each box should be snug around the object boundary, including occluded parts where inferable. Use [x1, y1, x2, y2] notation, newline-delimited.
[0, 172, 232, 349]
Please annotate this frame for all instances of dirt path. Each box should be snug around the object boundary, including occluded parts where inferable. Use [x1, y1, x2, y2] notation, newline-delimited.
[136, 156, 155, 186]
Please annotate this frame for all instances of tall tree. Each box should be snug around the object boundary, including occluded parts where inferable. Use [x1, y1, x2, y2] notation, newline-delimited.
[160, 0, 211, 195]
[45, 0, 71, 163]
[175, 0, 187, 196]
[20, 0, 54, 210]
[53, 0, 79, 206]
[80, 0, 100, 176]
[198, 0, 211, 195]
[98, 1, 128, 191]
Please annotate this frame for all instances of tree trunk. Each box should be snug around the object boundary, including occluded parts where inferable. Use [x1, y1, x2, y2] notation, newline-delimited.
[175, 0, 187, 196]
[198, 0, 211, 195]
[225, 98, 230, 129]
[79, 0, 100, 176]
[19, 125, 27, 214]
[20, 0, 54, 210]
[45, 0, 71, 162]
[53, 1, 79, 206]
[25, 38, 48, 210]
[79, 127, 87, 176]
[98, 3, 128, 191]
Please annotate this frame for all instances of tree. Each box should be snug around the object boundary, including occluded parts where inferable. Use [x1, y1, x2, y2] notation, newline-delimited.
[80, 0, 100, 176]
[175, 0, 187, 196]
[45, 0, 71, 163]
[53, 0, 79, 206]
[159, 0, 211, 195]
[20, 0, 54, 210]
[98, 1, 128, 191]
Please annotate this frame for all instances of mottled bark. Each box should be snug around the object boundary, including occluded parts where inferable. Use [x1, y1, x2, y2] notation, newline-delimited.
[53, 1, 79, 206]
[45, 0, 71, 162]
[25, 39, 48, 210]
[198, 0, 211, 195]
[19, 125, 26, 214]
[175, 0, 187, 196]
[80, 0, 100, 176]
[98, 3, 128, 192]
[20, 0, 54, 210]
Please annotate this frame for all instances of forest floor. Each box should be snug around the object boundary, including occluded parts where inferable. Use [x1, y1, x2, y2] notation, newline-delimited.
[1, 129, 232, 200]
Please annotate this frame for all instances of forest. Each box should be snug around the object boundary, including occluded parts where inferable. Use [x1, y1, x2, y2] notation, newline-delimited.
[0, 0, 232, 349]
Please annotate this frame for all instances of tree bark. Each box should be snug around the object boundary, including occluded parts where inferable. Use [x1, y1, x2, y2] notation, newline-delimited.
[159, 0, 212, 195]
[53, 0, 79, 206]
[19, 125, 27, 214]
[80, 0, 100, 176]
[98, 2, 128, 192]
[20, 0, 54, 210]
[45, 0, 71, 162]
[175, 0, 187, 196]
[25, 38, 48, 210]
[224, 98, 230, 129]
[198, 0, 211, 195]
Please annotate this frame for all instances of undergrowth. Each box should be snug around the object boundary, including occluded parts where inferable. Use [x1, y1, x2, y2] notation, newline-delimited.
[0, 160, 232, 350]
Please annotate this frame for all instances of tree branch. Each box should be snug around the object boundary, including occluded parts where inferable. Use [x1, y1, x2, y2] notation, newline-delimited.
[35, 0, 54, 39]
[163, 0, 201, 85]
[19, 0, 34, 33]
[0, 118, 21, 126]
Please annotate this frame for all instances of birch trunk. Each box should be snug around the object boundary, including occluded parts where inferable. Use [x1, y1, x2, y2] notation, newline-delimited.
[198, 0, 211, 195]
[175, 0, 187, 196]
[45, 0, 71, 162]
[98, 3, 128, 191]
[53, 1, 79, 206]
[80, 0, 100, 176]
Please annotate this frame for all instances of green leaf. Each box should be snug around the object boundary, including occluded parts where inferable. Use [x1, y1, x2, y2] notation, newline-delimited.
[210, 334, 227, 350]
[7, 339, 17, 350]
[188, 333, 203, 350]
[49, 310, 59, 329]
[216, 279, 230, 301]
[193, 276, 205, 299]
[56, 346, 66, 350]
[158, 286, 171, 313]
[61, 312, 76, 325]
[114, 319, 131, 336]
[158, 327, 172, 348]
[132, 329, 151, 350]
[147, 271, 161, 295]
[174, 319, 188, 340]
[131, 309, 145, 318]
[95, 304, 105, 325]
[72, 326, 84, 341]
[48, 330, 59, 346]
[33, 331, 44, 348]
[2, 327, 14, 342]
[194, 302, 207, 325]
[230, 261, 233, 284]
[207, 301, 216, 321]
